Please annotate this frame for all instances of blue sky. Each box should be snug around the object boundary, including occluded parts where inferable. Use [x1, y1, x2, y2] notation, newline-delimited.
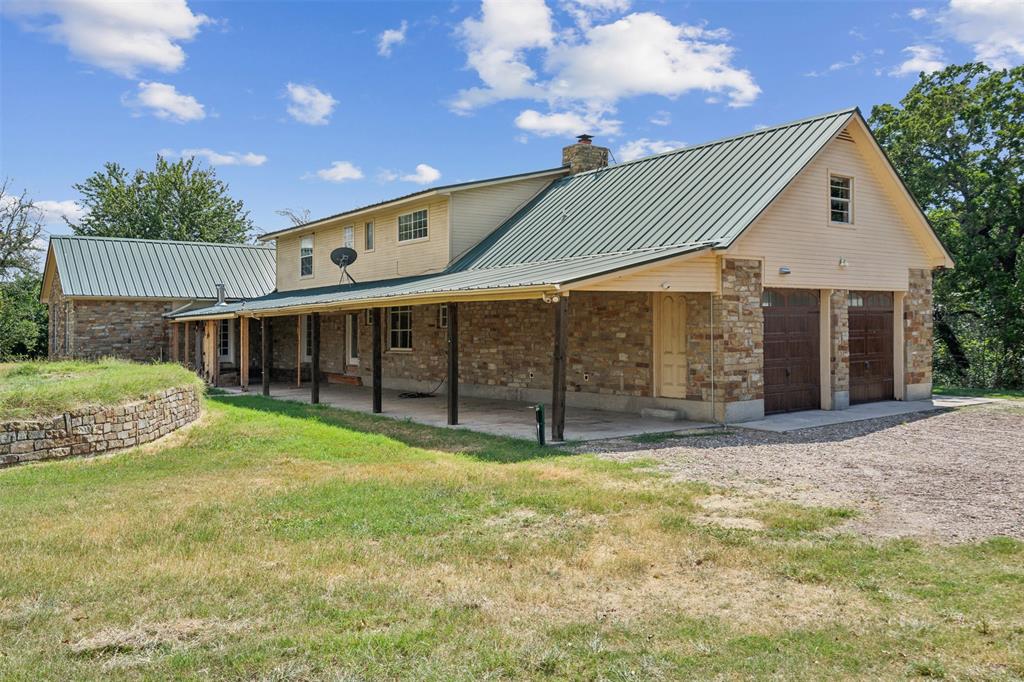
[2, 0, 1022, 242]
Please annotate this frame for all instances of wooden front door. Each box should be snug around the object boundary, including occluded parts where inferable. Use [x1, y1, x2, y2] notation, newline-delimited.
[763, 289, 820, 414]
[848, 291, 894, 404]
[658, 293, 688, 398]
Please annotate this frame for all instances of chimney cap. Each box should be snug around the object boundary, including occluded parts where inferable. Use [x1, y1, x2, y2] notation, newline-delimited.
[576, 134, 593, 145]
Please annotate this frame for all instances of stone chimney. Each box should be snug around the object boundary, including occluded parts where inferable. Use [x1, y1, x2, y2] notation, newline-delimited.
[562, 134, 609, 174]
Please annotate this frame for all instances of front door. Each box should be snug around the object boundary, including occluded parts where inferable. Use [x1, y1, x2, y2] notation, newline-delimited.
[763, 288, 820, 414]
[658, 293, 687, 398]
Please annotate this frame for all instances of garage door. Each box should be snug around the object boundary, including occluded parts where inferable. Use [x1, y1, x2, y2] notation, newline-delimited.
[763, 289, 820, 414]
[848, 291, 894, 404]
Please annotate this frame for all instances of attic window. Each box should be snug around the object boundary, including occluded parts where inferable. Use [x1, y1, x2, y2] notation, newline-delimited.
[829, 175, 852, 224]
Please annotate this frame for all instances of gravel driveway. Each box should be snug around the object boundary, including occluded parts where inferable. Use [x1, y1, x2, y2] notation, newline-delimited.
[584, 402, 1024, 542]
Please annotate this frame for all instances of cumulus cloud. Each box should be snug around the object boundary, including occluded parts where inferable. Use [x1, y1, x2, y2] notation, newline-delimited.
[122, 81, 205, 122]
[805, 52, 864, 77]
[515, 109, 621, 137]
[649, 110, 671, 126]
[3, 0, 208, 78]
[401, 164, 442, 184]
[889, 44, 946, 77]
[313, 161, 364, 183]
[285, 83, 337, 125]
[378, 20, 408, 56]
[33, 199, 87, 226]
[908, 7, 928, 20]
[161, 148, 267, 166]
[617, 138, 684, 162]
[939, 0, 1024, 69]
[562, 0, 631, 28]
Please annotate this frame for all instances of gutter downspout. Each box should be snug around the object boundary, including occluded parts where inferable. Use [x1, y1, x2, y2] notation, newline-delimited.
[710, 291, 717, 424]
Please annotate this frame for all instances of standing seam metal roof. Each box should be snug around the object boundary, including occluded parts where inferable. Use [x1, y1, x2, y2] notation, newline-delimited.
[49, 235, 277, 300]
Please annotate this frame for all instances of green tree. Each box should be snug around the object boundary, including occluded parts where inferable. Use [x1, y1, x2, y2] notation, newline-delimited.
[69, 156, 253, 243]
[870, 63, 1024, 389]
[0, 272, 47, 359]
[0, 179, 45, 279]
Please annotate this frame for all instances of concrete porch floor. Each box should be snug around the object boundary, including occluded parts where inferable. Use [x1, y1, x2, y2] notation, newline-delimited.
[219, 382, 713, 443]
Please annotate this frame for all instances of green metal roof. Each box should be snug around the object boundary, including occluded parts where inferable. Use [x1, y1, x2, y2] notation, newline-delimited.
[452, 107, 857, 271]
[169, 243, 710, 319]
[48, 235, 276, 300]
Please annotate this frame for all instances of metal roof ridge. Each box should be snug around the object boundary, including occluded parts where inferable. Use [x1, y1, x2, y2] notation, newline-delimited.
[50, 235, 274, 249]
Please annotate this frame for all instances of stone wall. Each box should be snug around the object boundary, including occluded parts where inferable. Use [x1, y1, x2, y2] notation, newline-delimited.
[71, 299, 179, 362]
[0, 386, 201, 467]
[830, 289, 850, 408]
[48, 270, 72, 358]
[905, 268, 933, 397]
[715, 259, 764, 405]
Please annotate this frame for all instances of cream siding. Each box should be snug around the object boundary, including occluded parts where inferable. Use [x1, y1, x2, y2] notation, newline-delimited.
[449, 177, 555, 260]
[729, 124, 938, 291]
[573, 252, 719, 292]
[276, 199, 450, 291]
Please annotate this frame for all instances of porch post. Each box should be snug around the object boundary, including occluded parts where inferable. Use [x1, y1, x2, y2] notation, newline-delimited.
[184, 321, 192, 369]
[171, 323, 179, 363]
[295, 316, 302, 388]
[447, 303, 459, 425]
[261, 317, 271, 396]
[240, 317, 250, 391]
[372, 307, 382, 413]
[551, 296, 568, 441]
[193, 323, 201, 374]
[311, 312, 321, 404]
[204, 320, 219, 386]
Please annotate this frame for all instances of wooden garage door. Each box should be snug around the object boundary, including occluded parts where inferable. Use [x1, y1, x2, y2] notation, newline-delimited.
[763, 289, 820, 414]
[848, 291, 894, 404]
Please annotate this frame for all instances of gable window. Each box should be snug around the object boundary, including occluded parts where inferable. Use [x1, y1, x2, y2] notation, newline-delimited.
[388, 306, 412, 350]
[300, 236, 314, 277]
[343, 226, 354, 248]
[218, 319, 234, 361]
[829, 174, 852, 224]
[438, 303, 448, 329]
[398, 209, 428, 242]
[365, 221, 375, 251]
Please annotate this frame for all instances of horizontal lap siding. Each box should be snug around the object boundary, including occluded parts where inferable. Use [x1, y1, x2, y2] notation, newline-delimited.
[730, 129, 934, 291]
[450, 177, 555, 259]
[578, 253, 719, 292]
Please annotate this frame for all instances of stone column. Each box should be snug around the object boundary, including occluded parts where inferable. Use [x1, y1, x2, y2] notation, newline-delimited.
[904, 269, 934, 400]
[829, 289, 850, 409]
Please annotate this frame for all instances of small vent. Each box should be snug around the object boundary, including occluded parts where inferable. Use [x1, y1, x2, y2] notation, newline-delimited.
[836, 129, 855, 142]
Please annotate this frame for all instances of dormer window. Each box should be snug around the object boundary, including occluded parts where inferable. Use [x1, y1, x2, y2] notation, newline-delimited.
[300, 236, 314, 277]
[829, 175, 852, 224]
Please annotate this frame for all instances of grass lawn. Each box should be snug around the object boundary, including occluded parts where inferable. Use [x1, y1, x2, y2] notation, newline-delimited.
[934, 385, 1024, 401]
[1, 395, 1022, 680]
[0, 359, 203, 421]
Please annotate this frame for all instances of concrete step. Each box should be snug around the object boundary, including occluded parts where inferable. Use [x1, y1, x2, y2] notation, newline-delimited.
[640, 407, 682, 421]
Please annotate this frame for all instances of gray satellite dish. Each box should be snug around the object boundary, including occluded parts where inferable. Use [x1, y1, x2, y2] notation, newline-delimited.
[330, 247, 359, 285]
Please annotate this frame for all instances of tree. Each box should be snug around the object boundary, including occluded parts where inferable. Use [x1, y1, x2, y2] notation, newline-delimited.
[275, 207, 311, 226]
[0, 272, 47, 359]
[870, 63, 1024, 388]
[69, 156, 253, 243]
[0, 179, 45, 279]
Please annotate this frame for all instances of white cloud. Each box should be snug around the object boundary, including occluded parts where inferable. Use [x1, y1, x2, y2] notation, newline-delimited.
[313, 161, 364, 183]
[805, 52, 864, 77]
[617, 138, 684, 162]
[3, 0, 208, 78]
[401, 164, 442, 185]
[378, 20, 408, 57]
[889, 44, 946, 76]
[285, 83, 337, 125]
[563, 0, 631, 28]
[123, 81, 205, 122]
[161, 148, 267, 166]
[515, 109, 621, 137]
[33, 199, 86, 226]
[939, 0, 1024, 69]
[649, 110, 671, 126]
[908, 7, 928, 20]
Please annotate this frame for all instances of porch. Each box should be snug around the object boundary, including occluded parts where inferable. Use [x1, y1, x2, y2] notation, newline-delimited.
[218, 382, 711, 443]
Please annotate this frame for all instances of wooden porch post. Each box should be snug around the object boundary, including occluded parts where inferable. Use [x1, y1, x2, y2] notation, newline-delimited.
[311, 312, 321, 404]
[447, 303, 459, 425]
[295, 316, 302, 388]
[261, 317, 271, 396]
[184, 321, 192, 369]
[240, 317, 250, 391]
[372, 308, 382, 413]
[171, 323, 180, 363]
[551, 297, 568, 441]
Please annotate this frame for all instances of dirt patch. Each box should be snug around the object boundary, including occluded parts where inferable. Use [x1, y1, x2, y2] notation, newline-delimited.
[583, 403, 1024, 543]
[70, 617, 252, 659]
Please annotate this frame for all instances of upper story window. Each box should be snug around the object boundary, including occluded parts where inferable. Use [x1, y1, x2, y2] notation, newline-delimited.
[398, 209, 428, 242]
[300, 236, 314, 277]
[343, 226, 354, 248]
[829, 174, 852, 224]
[365, 221, 375, 251]
[388, 306, 412, 350]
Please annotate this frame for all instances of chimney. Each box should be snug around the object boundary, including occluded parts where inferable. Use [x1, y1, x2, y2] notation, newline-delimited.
[562, 134, 609, 174]
[215, 283, 226, 305]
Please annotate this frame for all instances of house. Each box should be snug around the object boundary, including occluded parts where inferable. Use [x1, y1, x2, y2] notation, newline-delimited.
[46, 107, 954, 438]
[40, 236, 276, 366]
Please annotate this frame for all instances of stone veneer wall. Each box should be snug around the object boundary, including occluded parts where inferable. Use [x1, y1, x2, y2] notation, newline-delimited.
[48, 270, 73, 357]
[904, 268, 933, 397]
[71, 299, 178, 362]
[830, 289, 850, 407]
[0, 386, 201, 467]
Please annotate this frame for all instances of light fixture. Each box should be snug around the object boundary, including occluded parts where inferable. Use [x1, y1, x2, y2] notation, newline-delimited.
[779, 266, 791, 275]
[839, 257, 849, 268]
[660, 281, 671, 289]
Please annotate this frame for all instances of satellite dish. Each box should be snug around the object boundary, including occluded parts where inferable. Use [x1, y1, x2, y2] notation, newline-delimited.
[330, 247, 358, 267]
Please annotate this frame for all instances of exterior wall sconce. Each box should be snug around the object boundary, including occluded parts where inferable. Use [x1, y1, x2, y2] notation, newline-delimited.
[660, 281, 671, 289]
[779, 266, 791, 275]
[839, 257, 849, 268]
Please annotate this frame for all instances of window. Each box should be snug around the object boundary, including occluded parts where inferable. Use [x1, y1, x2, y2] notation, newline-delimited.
[343, 225, 354, 248]
[388, 306, 412, 350]
[398, 209, 428, 242]
[847, 292, 864, 308]
[829, 175, 852, 224]
[365, 308, 373, 326]
[302, 315, 313, 360]
[438, 303, 448, 329]
[364, 221, 374, 251]
[300, 236, 314, 277]
[346, 313, 359, 364]
[218, 319, 234, 361]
